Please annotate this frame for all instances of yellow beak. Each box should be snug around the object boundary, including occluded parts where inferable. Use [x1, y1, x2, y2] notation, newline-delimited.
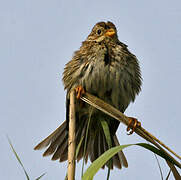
[104, 28, 115, 37]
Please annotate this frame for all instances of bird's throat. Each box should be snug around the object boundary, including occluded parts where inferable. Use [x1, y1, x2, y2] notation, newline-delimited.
[104, 46, 110, 65]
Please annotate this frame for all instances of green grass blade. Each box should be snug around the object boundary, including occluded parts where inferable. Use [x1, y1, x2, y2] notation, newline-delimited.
[35, 173, 46, 180]
[100, 119, 112, 180]
[82, 143, 180, 180]
[136, 143, 180, 168]
[166, 169, 171, 180]
[76, 135, 84, 158]
[153, 153, 163, 180]
[100, 119, 112, 148]
[7, 136, 30, 180]
[82, 144, 131, 180]
[64, 174, 68, 180]
[81, 107, 93, 177]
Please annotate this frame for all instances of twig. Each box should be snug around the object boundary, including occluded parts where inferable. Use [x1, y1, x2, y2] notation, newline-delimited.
[80, 92, 181, 168]
[68, 90, 76, 180]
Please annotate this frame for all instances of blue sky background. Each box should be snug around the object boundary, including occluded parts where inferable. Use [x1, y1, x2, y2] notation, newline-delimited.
[0, 0, 181, 179]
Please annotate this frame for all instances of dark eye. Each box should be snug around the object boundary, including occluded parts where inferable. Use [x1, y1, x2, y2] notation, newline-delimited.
[97, 29, 102, 35]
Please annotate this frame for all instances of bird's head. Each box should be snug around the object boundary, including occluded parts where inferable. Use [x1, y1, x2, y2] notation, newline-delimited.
[87, 21, 118, 43]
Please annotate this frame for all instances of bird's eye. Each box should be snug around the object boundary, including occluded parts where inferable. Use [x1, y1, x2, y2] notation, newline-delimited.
[97, 29, 102, 35]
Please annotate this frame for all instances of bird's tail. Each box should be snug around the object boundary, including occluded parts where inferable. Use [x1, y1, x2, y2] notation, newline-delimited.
[34, 120, 128, 169]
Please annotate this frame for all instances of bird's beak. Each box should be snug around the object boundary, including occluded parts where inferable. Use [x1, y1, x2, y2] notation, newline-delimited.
[104, 28, 115, 37]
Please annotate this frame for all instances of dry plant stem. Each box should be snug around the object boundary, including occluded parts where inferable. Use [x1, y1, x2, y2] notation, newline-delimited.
[167, 160, 181, 180]
[68, 90, 76, 180]
[134, 127, 181, 168]
[80, 92, 181, 168]
[138, 126, 181, 160]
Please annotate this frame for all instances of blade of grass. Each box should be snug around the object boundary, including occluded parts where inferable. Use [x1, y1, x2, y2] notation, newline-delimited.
[100, 119, 112, 180]
[82, 144, 131, 180]
[7, 136, 30, 180]
[35, 173, 46, 180]
[64, 174, 68, 180]
[76, 135, 84, 158]
[137, 144, 181, 179]
[166, 169, 171, 180]
[81, 107, 93, 177]
[82, 143, 180, 180]
[153, 153, 163, 180]
[137, 143, 180, 168]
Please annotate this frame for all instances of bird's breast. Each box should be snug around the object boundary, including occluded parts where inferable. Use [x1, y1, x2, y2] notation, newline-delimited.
[80, 56, 134, 111]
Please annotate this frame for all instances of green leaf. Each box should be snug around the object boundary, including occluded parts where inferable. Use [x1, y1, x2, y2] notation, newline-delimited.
[8, 136, 46, 180]
[136, 143, 180, 168]
[100, 119, 112, 180]
[82, 143, 180, 180]
[81, 108, 93, 177]
[100, 119, 112, 148]
[35, 173, 46, 180]
[7, 136, 30, 180]
[76, 135, 84, 158]
[82, 144, 131, 180]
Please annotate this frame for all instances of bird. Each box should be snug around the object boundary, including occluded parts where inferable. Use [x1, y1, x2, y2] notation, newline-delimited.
[34, 21, 142, 169]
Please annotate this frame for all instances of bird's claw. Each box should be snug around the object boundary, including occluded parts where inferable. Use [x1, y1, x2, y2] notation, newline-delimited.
[127, 117, 141, 135]
[75, 86, 85, 99]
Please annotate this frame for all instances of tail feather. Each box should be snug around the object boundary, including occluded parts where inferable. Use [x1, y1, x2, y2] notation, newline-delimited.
[93, 133, 99, 161]
[89, 137, 96, 162]
[52, 137, 68, 160]
[34, 121, 66, 150]
[43, 129, 67, 156]
[76, 120, 87, 161]
[113, 135, 128, 168]
[97, 131, 102, 158]
[112, 155, 122, 169]
[60, 146, 68, 162]
[34, 120, 128, 169]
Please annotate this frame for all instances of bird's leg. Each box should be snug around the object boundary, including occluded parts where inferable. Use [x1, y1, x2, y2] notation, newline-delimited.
[75, 85, 85, 99]
[127, 117, 141, 135]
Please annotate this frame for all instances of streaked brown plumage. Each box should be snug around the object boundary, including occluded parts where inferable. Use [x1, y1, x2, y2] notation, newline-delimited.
[34, 21, 142, 169]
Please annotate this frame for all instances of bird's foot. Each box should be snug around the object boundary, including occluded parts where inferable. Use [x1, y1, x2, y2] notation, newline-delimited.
[127, 117, 141, 135]
[75, 86, 85, 99]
